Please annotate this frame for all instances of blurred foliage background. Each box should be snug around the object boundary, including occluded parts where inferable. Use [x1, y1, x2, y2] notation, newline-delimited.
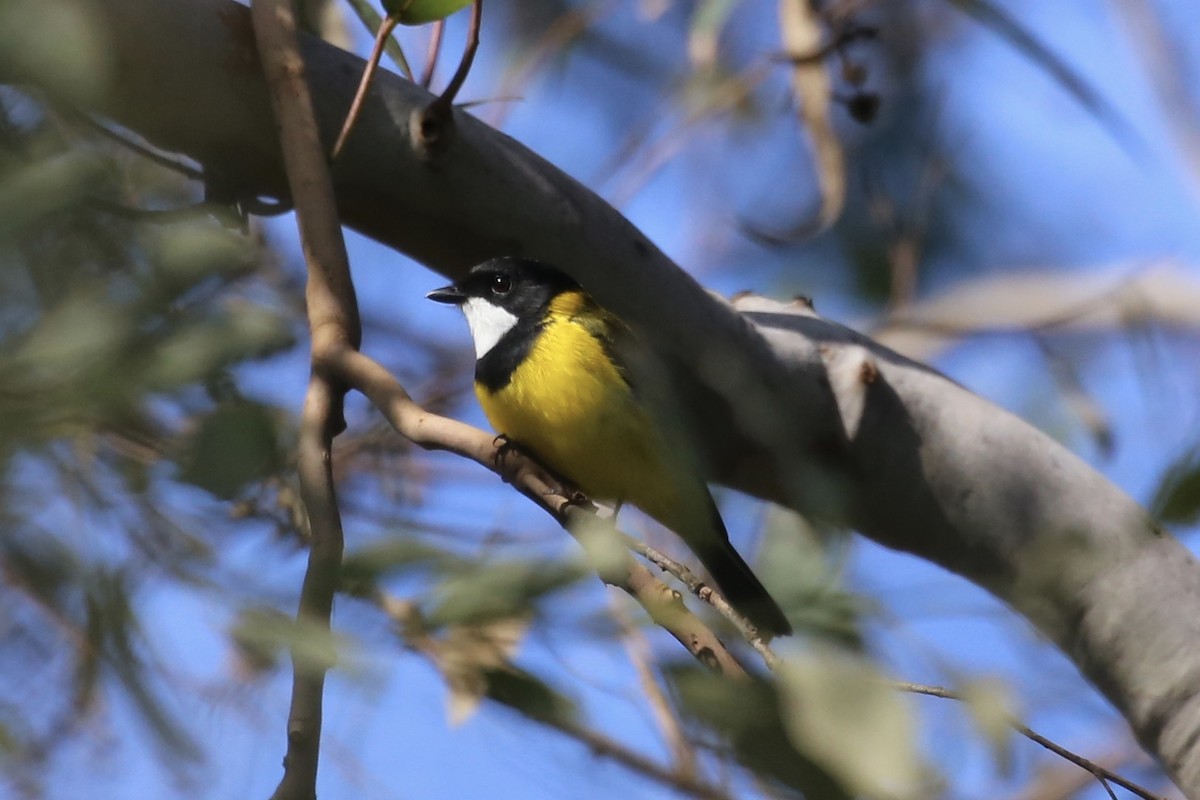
[0, 0, 1198, 798]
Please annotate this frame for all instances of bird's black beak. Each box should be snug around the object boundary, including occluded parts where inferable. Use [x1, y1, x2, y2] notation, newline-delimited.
[426, 285, 466, 305]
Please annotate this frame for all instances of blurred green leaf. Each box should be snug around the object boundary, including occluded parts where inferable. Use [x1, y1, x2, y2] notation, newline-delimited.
[0, 0, 111, 104]
[176, 402, 287, 499]
[668, 664, 851, 799]
[297, 0, 351, 48]
[570, 513, 628, 585]
[482, 667, 577, 726]
[0, 74, 306, 783]
[757, 506, 866, 648]
[341, 539, 457, 597]
[231, 607, 357, 677]
[689, 0, 742, 67]
[0, 151, 111, 241]
[428, 558, 584, 627]
[958, 678, 1016, 775]
[0, 719, 17, 755]
[143, 223, 258, 301]
[15, 288, 132, 374]
[422, 615, 576, 726]
[777, 650, 924, 800]
[343, 0, 413, 78]
[79, 569, 199, 761]
[0, 527, 79, 608]
[1153, 447, 1200, 525]
[142, 303, 294, 390]
[383, 0, 473, 26]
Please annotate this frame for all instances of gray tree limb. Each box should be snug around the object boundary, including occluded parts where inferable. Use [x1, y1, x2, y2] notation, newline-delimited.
[39, 0, 1200, 794]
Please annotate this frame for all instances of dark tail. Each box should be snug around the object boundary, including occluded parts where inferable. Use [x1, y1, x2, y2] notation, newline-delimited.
[700, 540, 793, 638]
[646, 471, 792, 638]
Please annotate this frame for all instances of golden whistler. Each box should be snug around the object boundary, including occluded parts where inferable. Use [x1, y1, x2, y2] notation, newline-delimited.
[429, 257, 790, 637]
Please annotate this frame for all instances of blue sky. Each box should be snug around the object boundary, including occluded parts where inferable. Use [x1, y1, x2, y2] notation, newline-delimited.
[43, 2, 1200, 798]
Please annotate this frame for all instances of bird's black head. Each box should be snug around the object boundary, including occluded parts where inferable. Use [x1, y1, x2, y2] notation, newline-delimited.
[426, 257, 579, 317]
[427, 258, 581, 362]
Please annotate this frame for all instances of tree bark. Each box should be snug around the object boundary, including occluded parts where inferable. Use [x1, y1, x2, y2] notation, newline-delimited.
[40, 0, 1200, 794]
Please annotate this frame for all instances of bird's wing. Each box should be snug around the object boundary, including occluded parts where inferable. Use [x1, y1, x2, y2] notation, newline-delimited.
[570, 302, 641, 392]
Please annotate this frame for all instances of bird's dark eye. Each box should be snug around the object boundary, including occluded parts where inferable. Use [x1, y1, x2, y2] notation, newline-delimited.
[491, 274, 512, 295]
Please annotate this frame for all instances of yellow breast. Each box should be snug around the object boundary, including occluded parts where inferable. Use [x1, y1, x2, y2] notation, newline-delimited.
[475, 293, 674, 508]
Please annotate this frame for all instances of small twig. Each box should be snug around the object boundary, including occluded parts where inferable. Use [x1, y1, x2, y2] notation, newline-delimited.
[623, 535, 780, 669]
[605, 61, 772, 208]
[419, 19, 445, 89]
[373, 591, 733, 800]
[879, 270, 1154, 342]
[413, 0, 484, 151]
[487, 0, 613, 127]
[87, 198, 241, 226]
[772, 24, 878, 65]
[331, 13, 399, 160]
[57, 106, 204, 180]
[342, 0, 413, 79]
[610, 595, 699, 778]
[428, 0, 483, 114]
[550, 717, 733, 800]
[898, 681, 1169, 800]
[1009, 742, 1149, 800]
[776, 0, 845, 234]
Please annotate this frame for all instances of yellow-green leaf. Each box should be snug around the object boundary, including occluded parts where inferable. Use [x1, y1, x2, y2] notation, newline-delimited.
[778, 651, 924, 800]
[383, 0, 472, 26]
[959, 678, 1016, 774]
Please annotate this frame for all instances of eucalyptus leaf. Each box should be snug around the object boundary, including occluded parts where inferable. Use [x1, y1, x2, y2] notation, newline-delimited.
[959, 678, 1016, 775]
[231, 607, 358, 677]
[341, 539, 456, 596]
[0, 0, 111, 104]
[483, 667, 577, 726]
[145, 223, 258, 298]
[142, 304, 294, 390]
[777, 651, 924, 800]
[383, 0, 473, 26]
[689, 0, 742, 67]
[667, 665, 852, 799]
[176, 402, 287, 499]
[0, 151, 111, 240]
[757, 506, 865, 648]
[427, 558, 584, 626]
[1153, 447, 1200, 525]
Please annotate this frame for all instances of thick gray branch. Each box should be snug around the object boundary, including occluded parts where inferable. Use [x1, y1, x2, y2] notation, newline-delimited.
[45, 0, 1200, 794]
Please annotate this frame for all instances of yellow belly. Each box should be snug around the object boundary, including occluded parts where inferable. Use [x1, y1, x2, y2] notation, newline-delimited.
[476, 310, 679, 513]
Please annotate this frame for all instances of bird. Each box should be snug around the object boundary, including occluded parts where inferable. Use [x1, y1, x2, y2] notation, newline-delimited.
[427, 256, 792, 638]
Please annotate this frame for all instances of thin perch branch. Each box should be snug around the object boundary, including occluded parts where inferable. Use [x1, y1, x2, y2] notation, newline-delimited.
[428, 0, 483, 115]
[623, 535, 780, 668]
[611, 595, 699, 778]
[332, 13, 399, 160]
[324, 347, 747, 677]
[419, 19, 445, 89]
[897, 682, 1169, 800]
[777, 0, 845, 234]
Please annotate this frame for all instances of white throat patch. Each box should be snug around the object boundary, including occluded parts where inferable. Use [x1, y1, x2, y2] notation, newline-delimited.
[461, 297, 519, 359]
